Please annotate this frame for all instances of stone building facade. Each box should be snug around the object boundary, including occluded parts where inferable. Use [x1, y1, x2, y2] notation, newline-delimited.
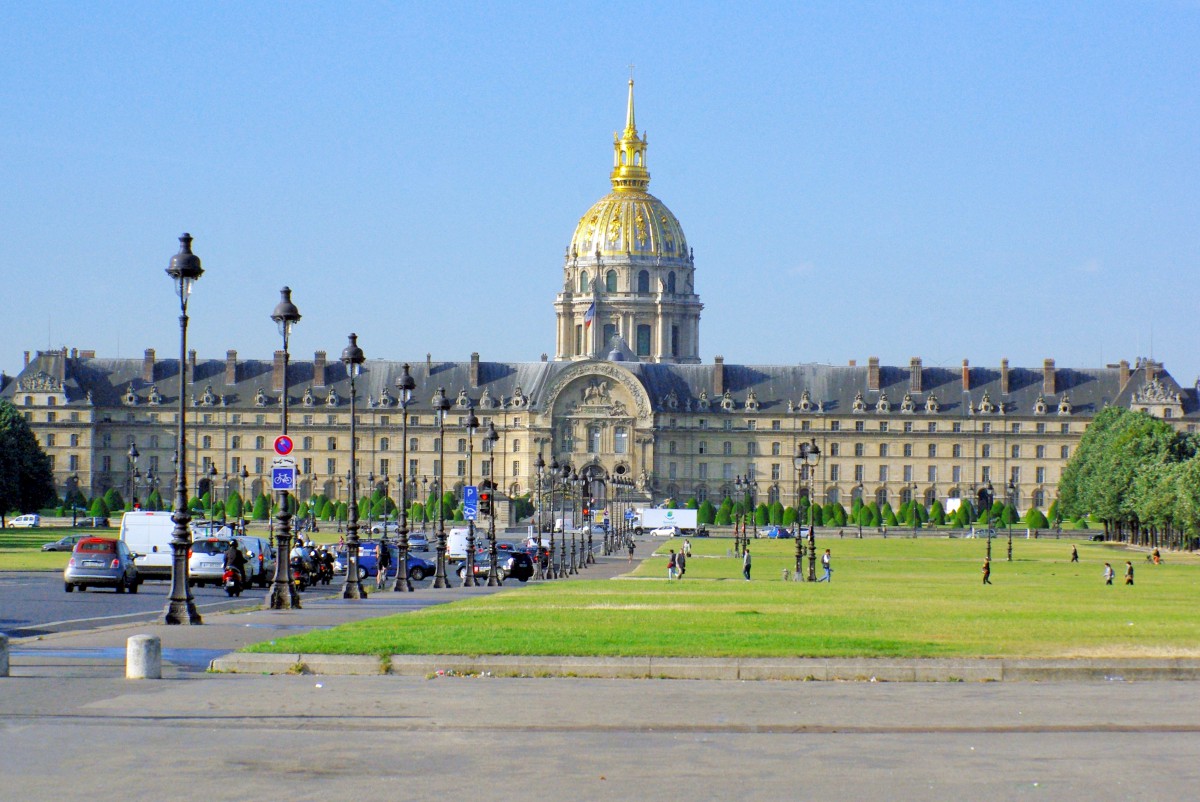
[4, 81, 1196, 519]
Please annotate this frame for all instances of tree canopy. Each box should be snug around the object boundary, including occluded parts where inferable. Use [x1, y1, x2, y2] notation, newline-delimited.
[0, 399, 56, 522]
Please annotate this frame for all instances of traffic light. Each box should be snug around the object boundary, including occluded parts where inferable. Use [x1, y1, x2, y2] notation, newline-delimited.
[582, 506, 590, 521]
[480, 491, 492, 515]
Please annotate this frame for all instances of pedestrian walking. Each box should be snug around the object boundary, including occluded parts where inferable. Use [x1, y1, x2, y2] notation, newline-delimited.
[667, 549, 677, 581]
[376, 538, 391, 589]
[627, 538, 636, 563]
[1124, 561, 1134, 585]
[1103, 562, 1114, 585]
[818, 548, 832, 582]
[1152, 548, 1161, 565]
[742, 547, 752, 581]
[683, 538, 692, 558]
[676, 548, 687, 578]
[1070, 545, 1078, 563]
[981, 557, 992, 585]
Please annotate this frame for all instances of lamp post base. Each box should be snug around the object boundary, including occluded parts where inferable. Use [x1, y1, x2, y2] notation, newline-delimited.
[163, 599, 203, 625]
[267, 579, 301, 610]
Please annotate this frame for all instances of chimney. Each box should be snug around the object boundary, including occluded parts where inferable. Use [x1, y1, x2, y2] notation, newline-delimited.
[71, 348, 78, 359]
[313, 351, 327, 387]
[224, 350, 237, 385]
[848, 359, 856, 367]
[1119, 359, 1130, 390]
[909, 357, 923, 393]
[470, 352, 480, 388]
[868, 356, 880, 392]
[24, 351, 30, 367]
[188, 349, 197, 384]
[142, 349, 156, 383]
[426, 352, 432, 372]
[1000, 358, 1010, 395]
[272, 350, 286, 392]
[714, 355, 725, 396]
[961, 359, 971, 392]
[1043, 359, 1056, 396]
[1146, 360, 1159, 383]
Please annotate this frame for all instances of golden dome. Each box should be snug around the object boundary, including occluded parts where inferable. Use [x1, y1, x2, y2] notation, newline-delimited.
[568, 78, 689, 261]
[570, 189, 688, 260]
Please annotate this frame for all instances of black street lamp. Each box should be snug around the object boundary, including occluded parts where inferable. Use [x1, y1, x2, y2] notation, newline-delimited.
[910, 482, 920, 537]
[535, 453, 550, 579]
[855, 481, 864, 538]
[267, 286, 302, 610]
[367, 471, 376, 536]
[484, 421, 502, 586]
[570, 470, 583, 574]
[460, 403, 480, 587]
[794, 438, 821, 581]
[127, 444, 140, 510]
[559, 461, 572, 577]
[392, 363, 416, 592]
[163, 233, 203, 625]
[341, 333, 368, 599]
[431, 387, 452, 588]
[208, 464, 219, 523]
[69, 473, 81, 526]
[238, 466, 249, 534]
[979, 480, 995, 561]
[548, 456, 562, 579]
[1007, 480, 1017, 562]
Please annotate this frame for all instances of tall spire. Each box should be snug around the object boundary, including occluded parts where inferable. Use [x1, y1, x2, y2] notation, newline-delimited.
[611, 76, 650, 192]
[624, 75, 637, 135]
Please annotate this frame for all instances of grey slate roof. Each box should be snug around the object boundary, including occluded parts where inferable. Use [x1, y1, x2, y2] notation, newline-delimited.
[5, 350, 1197, 419]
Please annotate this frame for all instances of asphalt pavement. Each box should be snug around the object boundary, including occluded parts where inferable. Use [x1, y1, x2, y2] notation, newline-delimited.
[4, 539, 1200, 800]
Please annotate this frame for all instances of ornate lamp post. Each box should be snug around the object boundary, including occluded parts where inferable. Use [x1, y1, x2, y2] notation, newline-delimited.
[266, 286, 302, 610]
[461, 403, 481, 587]
[208, 464, 219, 523]
[979, 480, 995, 561]
[560, 462, 572, 577]
[854, 481, 864, 538]
[420, 476, 428, 532]
[548, 456, 561, 579]
[1007, 480, 1016, 561]
[585, 473, 597, 565]
[481, 421, 501, 586]
[535, 453, 549, 579]
[127, 444, 140, 509]
[69, 473, 81, 526]
[392, 363, 416, 592]
[238, 466, 249, 534]
[341, 333, 368, 599]
[163, 233, 203, 625]
[910, 481, 920, 537]
[366, 471, 376, 536]
[431, 387, 452, 588]
[570, 470, 583, 574]
[794, 438, 821, 581]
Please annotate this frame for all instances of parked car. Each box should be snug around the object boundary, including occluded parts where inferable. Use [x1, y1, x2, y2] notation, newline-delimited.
[649, 525, 680, 538]
[336, 541, 436, 582]
[73, 516, 111, 528]
[64, 537, 140, 593]
[765, 525, 793, 539]
[7, 514, 41, 528]
[456, 548, 534, 583]
[370, 521, 400, 535]
[188, 538, 243, 587]
[42, 534, 90, 552]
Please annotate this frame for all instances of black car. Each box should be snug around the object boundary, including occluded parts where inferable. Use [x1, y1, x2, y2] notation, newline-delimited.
[73, 516, 111, 528]
[457, 548, 534, 583]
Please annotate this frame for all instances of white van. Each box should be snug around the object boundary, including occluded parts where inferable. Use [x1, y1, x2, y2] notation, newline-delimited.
[446, 526, 472, 560]
[119, 511, 178, 579]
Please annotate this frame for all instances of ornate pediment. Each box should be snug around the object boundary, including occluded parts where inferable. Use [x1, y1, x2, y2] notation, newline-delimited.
[900, 392, 915, 414]
[875, 391, 890, 413]
[302, 387, 316, 407]
[924, 393, 940, 413]
[1133, 378, 1181, 405]
[852, 391, 867, 413]
[254, 388, 269, 407]
[326, 387, 341, 407]
[147, 385, 164, 405]
[123, 383, 139, 406]
[18, 371, 61, 393]
[744, 388, 760, 411]
[979, 391, 996, 414]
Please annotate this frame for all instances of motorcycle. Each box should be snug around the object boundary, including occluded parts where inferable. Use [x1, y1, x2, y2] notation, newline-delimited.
[290, 556, 309, 591]
[223, 567, 244, 597]
[315, 558, 333, 586]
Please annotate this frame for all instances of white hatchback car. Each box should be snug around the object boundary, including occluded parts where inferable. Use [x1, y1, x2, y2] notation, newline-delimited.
[649, 525, 680, 538]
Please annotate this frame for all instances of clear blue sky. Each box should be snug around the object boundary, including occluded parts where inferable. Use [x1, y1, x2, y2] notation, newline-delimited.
[2, 2, 1197, 384]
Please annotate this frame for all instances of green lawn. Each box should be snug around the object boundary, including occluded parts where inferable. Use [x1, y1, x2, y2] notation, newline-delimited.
[245, 536, 1200, 659]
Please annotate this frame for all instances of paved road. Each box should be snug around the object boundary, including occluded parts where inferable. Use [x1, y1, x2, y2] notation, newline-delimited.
[1, 673, 1197, 801]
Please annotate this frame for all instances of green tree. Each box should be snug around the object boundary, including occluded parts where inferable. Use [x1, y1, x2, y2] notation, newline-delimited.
[1024, 506, 1049, 528]
[768, 501, 784, 525]
[697, 500, 716, 525]
[665, 498, 678, 509]
[881, 502, 897, 528]
[224, 491, 243, 519]
[103, 488, 125, 514]
[929, 499, 945, 526]
[89, 497, 109, 517]
[754, 502, 769, 526]
[145, 488, 164, 512]
[0, 400, 56, 522]
[782, 506, 798, 526]
[251, 494, 270, 520]
[684, 497, 698, 510]
[715, 505, 732, 526]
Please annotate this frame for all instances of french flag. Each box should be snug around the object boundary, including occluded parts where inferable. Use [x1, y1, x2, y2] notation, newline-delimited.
[583, 301, 596, 329]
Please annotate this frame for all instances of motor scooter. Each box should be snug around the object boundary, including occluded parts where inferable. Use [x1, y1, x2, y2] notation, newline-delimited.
[223, 567, 244, 597]
[290, 555, 309, 591]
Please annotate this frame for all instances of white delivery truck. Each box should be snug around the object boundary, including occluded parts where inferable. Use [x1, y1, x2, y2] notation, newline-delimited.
[446, 527, 472, 560]
[636, 508, 698, 535]
[120, 510, 178, 580]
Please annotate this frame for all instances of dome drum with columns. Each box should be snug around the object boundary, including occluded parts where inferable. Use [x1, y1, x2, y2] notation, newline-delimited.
[555, 79, 703, 364]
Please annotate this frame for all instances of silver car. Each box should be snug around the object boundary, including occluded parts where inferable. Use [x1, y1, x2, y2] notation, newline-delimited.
[64, 537, 140, 593]
[188, 538, 243, 587]
[234, 535, 276, 588]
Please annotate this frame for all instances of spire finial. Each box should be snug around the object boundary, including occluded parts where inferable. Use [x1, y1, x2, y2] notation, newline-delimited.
[611, 74, 649, 191]
[625, 68, 636, 134]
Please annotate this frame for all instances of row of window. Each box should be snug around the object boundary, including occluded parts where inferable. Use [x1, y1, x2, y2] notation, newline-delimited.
[659, 485, 1053, 509]
[661, 461, 1048, 486]
[578, 269, 679, 295]
[660, 440, 1070, 460]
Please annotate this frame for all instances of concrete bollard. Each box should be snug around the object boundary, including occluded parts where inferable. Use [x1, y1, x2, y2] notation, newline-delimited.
[126, 634, 162, 679]
[0, 633, 8, 677]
